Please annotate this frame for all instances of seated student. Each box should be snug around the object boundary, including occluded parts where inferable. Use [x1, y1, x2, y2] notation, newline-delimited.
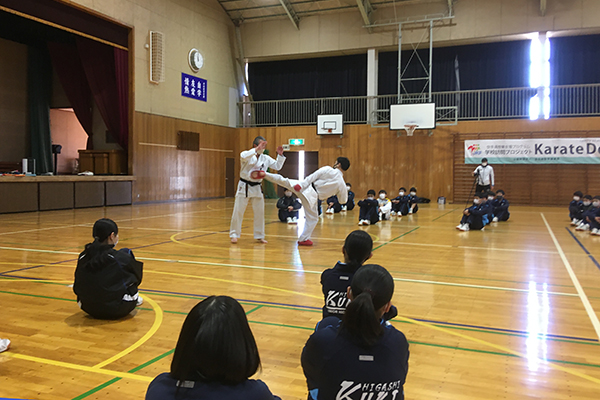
[74, 218, 143, 320]
[492, 189, 510, 222]
[146, 296, 281, 400]
[479, 193, 492, 227]
[391, 187, 408, 216]
[321, 230, 373, 318]
[456, 193, 487, 231]
[276, 189, 302, 224]
[302, 264, 409, 400]
[341, 183, 355, 211]
[407, 187, 419, 214]
[358, 190, 380, 226]
[576, 195, 598, 232]
[569, 191, 584, 225]
[325, 195, 342, 214]
[378, 190, 392, 220]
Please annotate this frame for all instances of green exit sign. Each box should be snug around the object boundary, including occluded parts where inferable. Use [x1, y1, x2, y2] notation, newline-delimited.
[289, 138, 305, 146]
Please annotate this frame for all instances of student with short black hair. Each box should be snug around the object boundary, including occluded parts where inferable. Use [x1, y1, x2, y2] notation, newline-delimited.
[276, 188, 302, 224]
[325, 195, 342, 214]
[391, 187, 408, 216]
[146, 296, 281, 400]
[358, 190, 379, 226]
[74, 218, 143, 319]
[341, 183, 355, 211]
[569, 190, 584, 225]
[492, 190, 510, 222]
[378, 190, 392, 220]
[302, 264, 409, 400]
[576, 195, 598, 232]
[407, 187, 419, 214]
[456, 193, 487, 231]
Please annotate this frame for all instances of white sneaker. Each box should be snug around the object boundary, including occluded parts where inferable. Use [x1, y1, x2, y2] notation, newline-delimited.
[364, 220, 370, 225]
[292, 217, 298, 223]
[572, 219, 582, 226]
[397, 212, 402, 217]
[136, 296, 144, 306]
[391, 211, 396, 216]
[458, 224, 469, 231]
[358, 220, 364, 226]
[480, 226, 485, 231]
[287, 217, 292, 223]
[576, 223, 590, 231]
[326, 208, 334, 214]
[592, 228, 599, 235]
[571, 218, 578, 225]
[341, 205, 347, 211]
[0, 338, 10, 353]
[408, 209, 413, 214]
[492, 217, 499, 222]
[456, 224, 464, 230]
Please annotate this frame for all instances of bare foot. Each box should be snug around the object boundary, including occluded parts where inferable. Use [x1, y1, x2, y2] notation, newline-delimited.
[257, 238, 268, 244]
[231, 237, 238, 244]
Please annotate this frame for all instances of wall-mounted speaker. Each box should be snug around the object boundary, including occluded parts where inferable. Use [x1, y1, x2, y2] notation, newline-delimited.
[149, 31, 165, 84]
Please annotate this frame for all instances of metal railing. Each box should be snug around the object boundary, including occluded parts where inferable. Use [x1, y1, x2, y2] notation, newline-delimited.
[238, 84, 600, 127]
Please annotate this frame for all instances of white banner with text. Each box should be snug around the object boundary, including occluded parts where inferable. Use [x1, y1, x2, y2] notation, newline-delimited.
[465, 138, 600, 164]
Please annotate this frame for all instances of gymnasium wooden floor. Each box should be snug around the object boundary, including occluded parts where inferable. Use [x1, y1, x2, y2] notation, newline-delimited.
[1, 199, 600, 399]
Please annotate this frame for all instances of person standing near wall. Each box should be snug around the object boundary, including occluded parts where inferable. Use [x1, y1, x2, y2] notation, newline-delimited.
[229, 136, 285, 244]
[473, 158, 494, 193]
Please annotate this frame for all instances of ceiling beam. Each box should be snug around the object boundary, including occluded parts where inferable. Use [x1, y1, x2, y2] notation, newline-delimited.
[356, 0, 373, 28]
[278, 0, 300, 29]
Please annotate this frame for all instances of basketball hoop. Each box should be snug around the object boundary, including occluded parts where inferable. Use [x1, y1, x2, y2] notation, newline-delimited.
[404, 124, 418, 136]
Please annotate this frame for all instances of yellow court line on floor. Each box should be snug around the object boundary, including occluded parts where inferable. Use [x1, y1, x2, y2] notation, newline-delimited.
[395, 315, 600, 385]
[93, 294, 163, 369]
[6, 353, 153, 382]
[0, 278, 72, 284]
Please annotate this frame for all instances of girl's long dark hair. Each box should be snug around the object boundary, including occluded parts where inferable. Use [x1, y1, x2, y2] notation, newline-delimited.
[343, 230, 373, 272]
[84, 218, 118, 259]
[341, 264, 394, 347]
[170, 296, 261, 385]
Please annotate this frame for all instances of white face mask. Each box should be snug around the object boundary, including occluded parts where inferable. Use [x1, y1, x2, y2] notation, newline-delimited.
[574, 196, 581, 201]
[593, 202, 600, 208]
[410, 192, 416, 196]
[379, 194, 386, 199]
[346, 186, 351, 191]
[368, 196, 374, 200]
[473, 199, 480, 204]
[399, 191, 404, 196]
[583, 201, 591, 206]
[482, 163, 488, 167]
[285, 192, 292, 197]
[488, 196, 494, 201]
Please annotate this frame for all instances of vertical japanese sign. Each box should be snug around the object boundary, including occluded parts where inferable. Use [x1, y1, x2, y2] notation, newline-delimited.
[181, 72, 207, 102]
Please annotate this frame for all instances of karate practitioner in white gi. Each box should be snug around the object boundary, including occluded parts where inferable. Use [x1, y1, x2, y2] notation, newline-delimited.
[255, 157, 349, 246]
[229, 136, 285, 244]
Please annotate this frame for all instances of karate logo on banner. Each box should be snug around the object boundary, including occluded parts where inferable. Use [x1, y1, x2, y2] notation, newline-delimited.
[181, 72, 207, 102]
[465, 138, 600, 164]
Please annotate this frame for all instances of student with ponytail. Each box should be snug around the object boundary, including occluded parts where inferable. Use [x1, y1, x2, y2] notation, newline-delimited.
[73, 218, 143, 319]
[302, 264, 409, 400]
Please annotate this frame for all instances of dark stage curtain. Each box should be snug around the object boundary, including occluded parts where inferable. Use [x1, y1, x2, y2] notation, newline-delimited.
[47, 41, 94, 149]
[114, 47, 129, 151]
[76, 37, 128, 152]
[28, 45, 53, 174]
[378, 40, 531, 95]
[550, 34, 600, 85]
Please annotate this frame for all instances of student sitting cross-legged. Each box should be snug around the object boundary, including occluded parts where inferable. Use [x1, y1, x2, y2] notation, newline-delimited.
[491, 189, 510, 222]
[341, 183, 355, 211]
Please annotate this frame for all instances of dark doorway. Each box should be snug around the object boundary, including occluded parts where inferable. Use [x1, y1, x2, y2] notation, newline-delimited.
[225, 157, 235, 197]
[276, 151, 318, 197]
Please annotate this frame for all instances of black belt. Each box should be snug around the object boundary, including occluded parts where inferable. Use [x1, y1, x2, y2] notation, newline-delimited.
[241, 178, 262, 197]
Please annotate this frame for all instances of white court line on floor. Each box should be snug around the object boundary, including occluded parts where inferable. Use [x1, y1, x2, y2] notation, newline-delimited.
[541, 213, 600, 340]
[0, 245, 579, 297]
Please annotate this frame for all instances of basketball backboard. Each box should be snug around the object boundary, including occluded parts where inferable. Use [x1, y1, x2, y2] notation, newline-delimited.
[317, 114, 343, 135]
[389, 103, 436, 130]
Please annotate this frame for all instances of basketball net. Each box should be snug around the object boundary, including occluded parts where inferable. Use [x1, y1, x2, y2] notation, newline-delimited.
[404, 124, 418, 137]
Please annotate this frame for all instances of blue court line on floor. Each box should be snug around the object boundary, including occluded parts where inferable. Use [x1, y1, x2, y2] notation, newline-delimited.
[1, 278, 598, 343]
[565, 227, 600, 272]
[0, 258, 77, 276]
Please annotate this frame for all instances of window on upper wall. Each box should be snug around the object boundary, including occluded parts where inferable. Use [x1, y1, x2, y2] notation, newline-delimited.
[529, 32, 551, 120]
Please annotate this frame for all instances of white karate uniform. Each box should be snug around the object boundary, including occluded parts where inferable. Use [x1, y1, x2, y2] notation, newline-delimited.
[264, 166, 347, 242]
[229, 148, 286, 240]
[378, 198, 392, 220]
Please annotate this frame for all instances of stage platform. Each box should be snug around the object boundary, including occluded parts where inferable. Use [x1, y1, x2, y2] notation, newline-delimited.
[0, 175, 135, 213]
